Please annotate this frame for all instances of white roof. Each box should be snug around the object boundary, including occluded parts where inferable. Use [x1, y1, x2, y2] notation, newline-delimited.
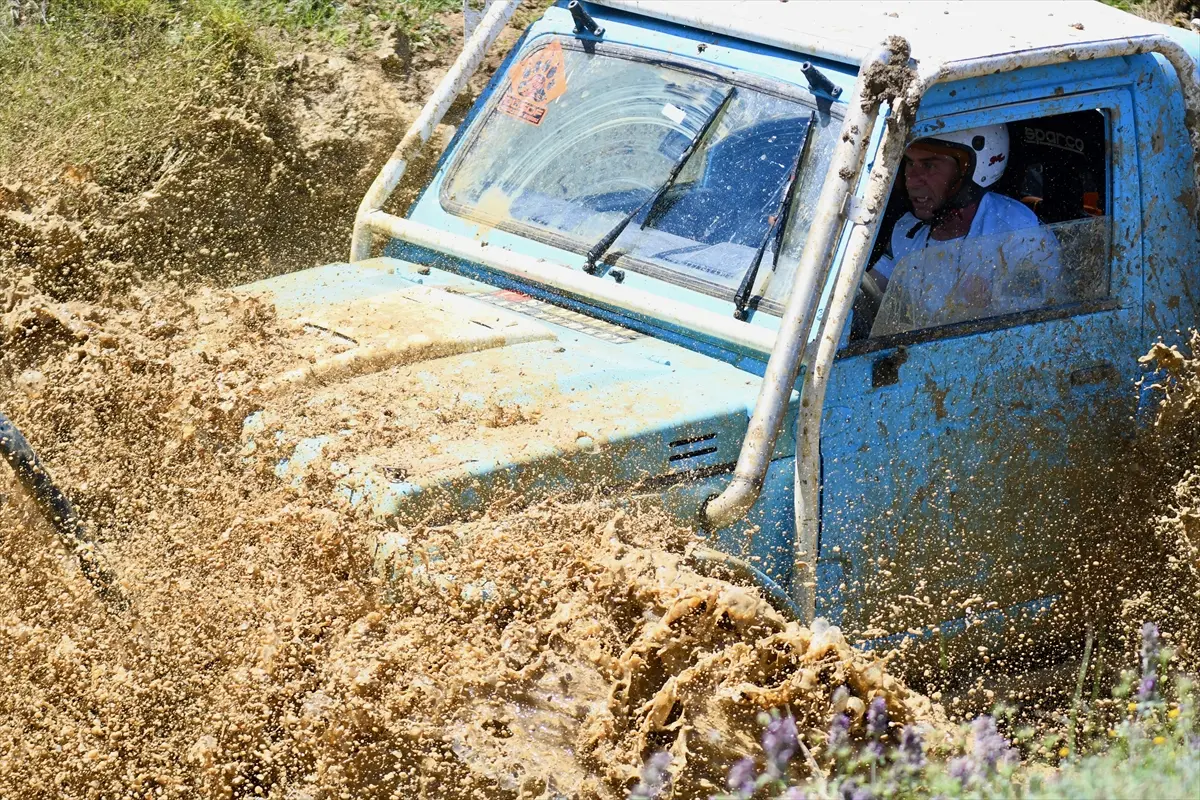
[591, 0, 1178, 68]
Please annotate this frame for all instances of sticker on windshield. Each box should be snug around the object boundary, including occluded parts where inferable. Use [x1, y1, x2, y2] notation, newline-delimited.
[660, 103, 686, 126]
[499, 40, 567, 126]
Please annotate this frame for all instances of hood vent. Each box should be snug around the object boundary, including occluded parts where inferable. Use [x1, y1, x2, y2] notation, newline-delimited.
[668, 432, 720, 469]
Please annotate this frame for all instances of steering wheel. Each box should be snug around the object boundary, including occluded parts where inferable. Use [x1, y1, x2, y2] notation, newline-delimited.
[648, 185, 748, 244]
[861, 270, 885, 304]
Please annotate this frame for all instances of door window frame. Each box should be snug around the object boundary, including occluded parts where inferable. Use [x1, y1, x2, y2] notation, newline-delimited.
[838, 87, 1138, 358]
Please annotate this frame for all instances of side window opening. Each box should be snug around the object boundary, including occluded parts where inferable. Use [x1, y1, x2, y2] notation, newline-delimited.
[851, 109, 1111, 343]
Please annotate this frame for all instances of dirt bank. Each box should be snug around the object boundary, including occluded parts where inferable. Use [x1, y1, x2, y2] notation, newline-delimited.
[0, 7, 523, 300]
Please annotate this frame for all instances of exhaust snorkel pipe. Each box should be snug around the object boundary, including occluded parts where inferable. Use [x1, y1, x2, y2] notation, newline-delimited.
[702, 42, 899, 532]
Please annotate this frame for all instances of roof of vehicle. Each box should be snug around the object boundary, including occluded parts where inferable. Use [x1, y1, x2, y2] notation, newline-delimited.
[589, 0, 1192, 69]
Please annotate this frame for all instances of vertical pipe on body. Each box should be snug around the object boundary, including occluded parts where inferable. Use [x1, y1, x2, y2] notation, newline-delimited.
[702, 45, 892, 532]
[792, 101, 916, 617]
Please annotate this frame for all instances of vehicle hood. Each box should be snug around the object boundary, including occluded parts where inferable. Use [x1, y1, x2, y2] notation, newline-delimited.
[236, 261, 793, 527]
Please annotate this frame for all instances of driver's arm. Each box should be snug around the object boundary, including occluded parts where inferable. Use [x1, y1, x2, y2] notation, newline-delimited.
[867, 245, 896, 292]
[850, 251, 892, 342]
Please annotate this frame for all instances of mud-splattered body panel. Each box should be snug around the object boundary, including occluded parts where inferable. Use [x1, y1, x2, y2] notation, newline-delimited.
[239, 260, 801, 595]
[818, 52, 1197, 651]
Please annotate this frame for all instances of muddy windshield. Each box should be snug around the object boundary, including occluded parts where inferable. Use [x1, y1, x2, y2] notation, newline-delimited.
[440, 38, 838, 306]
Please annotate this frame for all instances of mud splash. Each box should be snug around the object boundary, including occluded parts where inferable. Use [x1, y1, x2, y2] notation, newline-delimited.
[1114, 336, 1200, 668]
[0, 283, 943, 798]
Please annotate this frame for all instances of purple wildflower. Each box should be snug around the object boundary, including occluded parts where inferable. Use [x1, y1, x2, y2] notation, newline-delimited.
[1141, 622, 1161, 672]
[970, 716, 1016, 774]
[727, 757, 757, 799]
[864, 697, 888, 760]
[898, 724, 926, 769]
[1139, 622, 1161, 702]
[866, 697, 889, 738]
[781, 789, 810, 800]
[947, 756, 974, 786]
[762, 713, 799, 778]
[1137, 673, 1158, 703]
[827, 712, 851, 756]
[629, 751, 671, 800]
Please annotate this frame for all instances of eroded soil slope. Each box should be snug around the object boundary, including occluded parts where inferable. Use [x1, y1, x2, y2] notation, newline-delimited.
[0, 8, 522, 297]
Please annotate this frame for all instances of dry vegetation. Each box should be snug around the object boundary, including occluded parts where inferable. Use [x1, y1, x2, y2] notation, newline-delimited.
[0, 0, 535, 294]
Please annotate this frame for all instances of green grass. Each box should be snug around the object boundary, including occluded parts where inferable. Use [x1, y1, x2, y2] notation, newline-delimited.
[0, 0, 458, 181]
[1099, 0, 1199, 24]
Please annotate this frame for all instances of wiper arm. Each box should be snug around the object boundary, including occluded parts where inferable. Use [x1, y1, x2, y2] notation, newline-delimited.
[584, 86, 736, 275]
[733, 110, 816, 320]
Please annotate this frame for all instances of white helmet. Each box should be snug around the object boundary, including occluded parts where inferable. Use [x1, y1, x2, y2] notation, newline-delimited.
[921, 123, 1010, 188]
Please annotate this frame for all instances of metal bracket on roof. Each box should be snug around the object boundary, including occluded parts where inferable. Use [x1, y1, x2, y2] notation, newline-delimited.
[569, 0, 605, 37]
[801, 62, 843, 99]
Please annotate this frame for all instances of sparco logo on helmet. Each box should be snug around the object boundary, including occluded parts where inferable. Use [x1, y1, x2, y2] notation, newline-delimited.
[1024, 127, 1085, 154]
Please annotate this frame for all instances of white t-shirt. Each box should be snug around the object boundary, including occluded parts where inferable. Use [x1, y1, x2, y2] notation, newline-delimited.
[870, 192, 1062, 336]
[873, 192, 1049, 280]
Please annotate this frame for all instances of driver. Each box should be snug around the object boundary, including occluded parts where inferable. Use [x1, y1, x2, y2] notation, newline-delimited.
[866, 124, 1060, 327]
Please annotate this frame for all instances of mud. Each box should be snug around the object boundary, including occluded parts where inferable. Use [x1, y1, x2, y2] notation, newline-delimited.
[1113, 336, 1200, 668]
[858, 35, 916, 119]
[0, 283, 944, 798]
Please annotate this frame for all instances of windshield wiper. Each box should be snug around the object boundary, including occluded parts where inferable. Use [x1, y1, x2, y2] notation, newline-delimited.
[583, 86, 736, 275]
[733, 110, 816, 320]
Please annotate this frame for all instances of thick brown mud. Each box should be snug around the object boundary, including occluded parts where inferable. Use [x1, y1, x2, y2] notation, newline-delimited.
[7, 256, 1199, 800]
[0, 284, 945, 798]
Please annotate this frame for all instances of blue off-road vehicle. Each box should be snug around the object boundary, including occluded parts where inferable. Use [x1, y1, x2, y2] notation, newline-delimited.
[220, 0, 1200, 671]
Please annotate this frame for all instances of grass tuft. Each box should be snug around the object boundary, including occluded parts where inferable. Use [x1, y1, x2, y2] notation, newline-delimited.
[0, 0, 459, 180]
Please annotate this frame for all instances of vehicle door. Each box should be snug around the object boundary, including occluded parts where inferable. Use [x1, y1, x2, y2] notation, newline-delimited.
[816, 88, 1142, 654]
